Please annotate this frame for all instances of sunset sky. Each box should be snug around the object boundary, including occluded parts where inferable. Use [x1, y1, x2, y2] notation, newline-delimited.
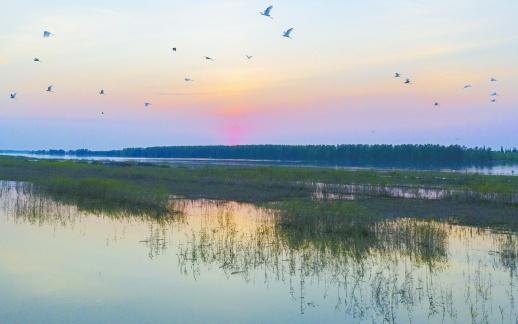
[1, 0, 517, 149]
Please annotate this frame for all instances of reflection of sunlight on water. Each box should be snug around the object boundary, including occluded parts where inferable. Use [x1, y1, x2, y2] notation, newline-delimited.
[1, 181, 518, 323]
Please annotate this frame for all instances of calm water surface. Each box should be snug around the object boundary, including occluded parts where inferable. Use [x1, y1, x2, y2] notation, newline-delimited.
[0, 182, 517, 323]
[2, 153, 518, 176]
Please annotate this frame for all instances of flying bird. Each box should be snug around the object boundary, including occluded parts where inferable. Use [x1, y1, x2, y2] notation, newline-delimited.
[33, 58, 41, 62]
[144, 102, 152, 107]
[490, 92, 498, 96]
[10, 93, 16, 99]
[490, 77, 497, 82]
[184, 78, 193, 82]
[404, 78, 411, 84]
[434, 102, 440, 107]
[394, 73, 400, 78]
[283, 28, 294, 38]
[43, 31, 53, 38]
[491, 98, 497, 103]
[204, 56, 214, 61]
[463, 85, 472, 89]
[46, 85, 53, 92]
[260, 5, 273, 18]
[99, 89, 105, 95]
[172, 47, 177, 52]
[246, 55, 253, 60]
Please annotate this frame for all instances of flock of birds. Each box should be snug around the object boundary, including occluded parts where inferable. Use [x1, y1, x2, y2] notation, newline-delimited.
[7, 5, 501, 112]
[394, 73, 500, 107]
[7, 5, 294, 113]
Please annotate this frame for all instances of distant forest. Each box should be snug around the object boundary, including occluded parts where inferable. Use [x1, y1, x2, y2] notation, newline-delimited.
[28, 145, 518, 167]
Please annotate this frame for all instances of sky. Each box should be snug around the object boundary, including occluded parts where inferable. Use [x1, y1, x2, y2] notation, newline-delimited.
[1, 0, 517, 150]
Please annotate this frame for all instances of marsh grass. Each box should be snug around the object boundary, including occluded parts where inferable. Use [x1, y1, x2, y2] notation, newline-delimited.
[2, 155, 518, 235]
[3, 155, 518, 205]
[1, 181, 183, 225]
[373, 218, 449, 267]
[42, 177, 170, 211]
[495, 234, 518, 275]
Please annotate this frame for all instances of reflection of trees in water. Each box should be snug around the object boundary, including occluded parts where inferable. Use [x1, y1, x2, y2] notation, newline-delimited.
[2, 181, 518, 322]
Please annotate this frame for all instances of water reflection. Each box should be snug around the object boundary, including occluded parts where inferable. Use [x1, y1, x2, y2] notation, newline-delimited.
[311, 182, 518, 205]
[1, 181, 517, 323]
[4, 152, 518, 176]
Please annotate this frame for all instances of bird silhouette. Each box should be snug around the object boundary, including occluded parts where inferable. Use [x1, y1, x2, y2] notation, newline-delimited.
[99, 89, 105, 95]
[464, 85, 472, 89]
[43, 31, 53, 38]
[246, 55, 253, 60]
[260, 5, 273, 18]
[283, 28, 294, 38]
[490, 92, 498, 96]
[404, 78, 411, 84]
[204, 56, 214, 61]
[144, 102, 152, 107]
[172, 47, 177, 52]
[184, 78, 193, 82]
[491, 98, 497, 103]
[490, 77, 497, 82]
[33, 58, 41, 63]
[46, 85, 53, 92]
[10, 93, 16, 99]
[434, 102, 440, 107]
[394, 73, 400, 78]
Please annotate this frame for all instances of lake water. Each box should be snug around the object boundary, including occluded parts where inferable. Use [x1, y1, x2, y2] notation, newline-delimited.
[0, 181, 517, 323]
[2, 152, 518, 176]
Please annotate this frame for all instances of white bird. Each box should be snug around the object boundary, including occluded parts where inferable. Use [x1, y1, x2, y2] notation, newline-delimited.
[464, 84, 472, 89]
[283, 28, 294, 38]
[99, 89, 105, 95]
[33, 58, 41, 63]
[43, 31, 53, 38]
[184, 78, 193, 82]
[490, 77, 497, 82]
[260, 5, 273, 18]
[394, 72, 400, 78]
[246, 55, 253, 60]
[404, 78, 411, 84]
[10, 92, 16, 99]
[46, 85, 53, 92]
[144, 102, 152, 107]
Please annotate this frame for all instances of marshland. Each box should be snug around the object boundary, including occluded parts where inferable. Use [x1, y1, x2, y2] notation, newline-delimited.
[1, 155, 518, 323]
